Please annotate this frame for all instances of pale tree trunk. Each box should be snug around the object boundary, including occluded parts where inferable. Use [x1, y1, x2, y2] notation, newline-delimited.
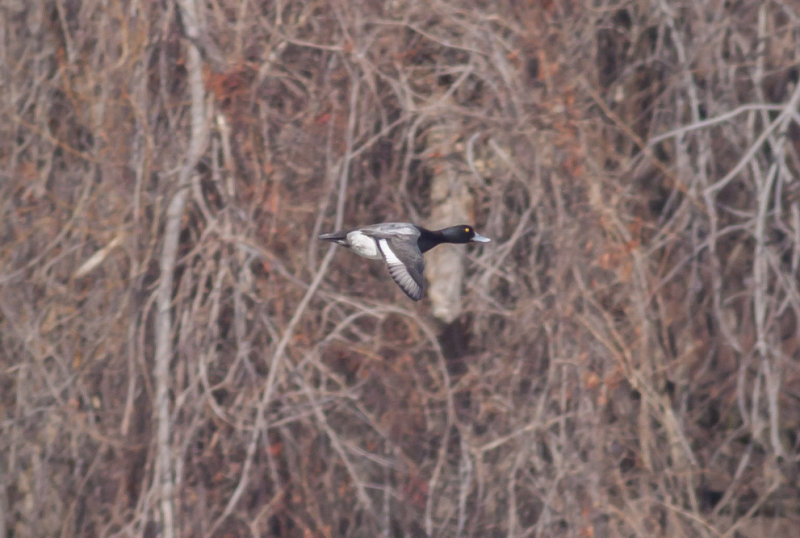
[153, 1, 208, 535]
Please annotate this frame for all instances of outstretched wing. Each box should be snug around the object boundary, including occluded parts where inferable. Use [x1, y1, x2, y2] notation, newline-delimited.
[376, 238, 425, 301]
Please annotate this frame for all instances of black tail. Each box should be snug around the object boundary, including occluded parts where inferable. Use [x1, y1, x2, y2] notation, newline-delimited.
[319, 231, 348, 244]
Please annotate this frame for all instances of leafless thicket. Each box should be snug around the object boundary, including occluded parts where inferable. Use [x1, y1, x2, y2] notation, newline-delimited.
[2, 0, 800, 536]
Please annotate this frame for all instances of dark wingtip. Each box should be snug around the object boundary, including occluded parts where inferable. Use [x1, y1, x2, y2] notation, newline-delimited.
[407, 281, 425, 301]
[396, 281, 424, 301]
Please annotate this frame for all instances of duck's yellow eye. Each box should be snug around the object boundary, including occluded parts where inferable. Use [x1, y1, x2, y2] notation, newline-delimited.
[465, 227, 470, 232]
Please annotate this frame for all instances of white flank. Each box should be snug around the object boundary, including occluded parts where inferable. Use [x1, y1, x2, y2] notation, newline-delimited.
[347, 231, 381, 259]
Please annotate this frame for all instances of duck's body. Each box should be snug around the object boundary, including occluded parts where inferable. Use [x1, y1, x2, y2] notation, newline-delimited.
[319, 222, 490, 301]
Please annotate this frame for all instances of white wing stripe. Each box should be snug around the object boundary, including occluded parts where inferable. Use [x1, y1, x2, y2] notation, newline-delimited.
[378, 239, 402, 264]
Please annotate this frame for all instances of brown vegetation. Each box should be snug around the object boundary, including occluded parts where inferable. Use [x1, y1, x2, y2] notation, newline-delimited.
[2, 0, 800, 536]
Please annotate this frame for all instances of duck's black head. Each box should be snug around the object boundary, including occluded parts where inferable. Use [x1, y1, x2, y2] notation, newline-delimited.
[418, 225, 491, 252]
[441, 225, 492, 244]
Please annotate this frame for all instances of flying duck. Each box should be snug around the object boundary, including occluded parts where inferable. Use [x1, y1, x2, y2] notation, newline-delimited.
[319, 222, 491, 300]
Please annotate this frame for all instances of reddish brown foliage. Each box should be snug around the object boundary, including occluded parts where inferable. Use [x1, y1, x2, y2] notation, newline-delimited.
[2, 0, 800, 536]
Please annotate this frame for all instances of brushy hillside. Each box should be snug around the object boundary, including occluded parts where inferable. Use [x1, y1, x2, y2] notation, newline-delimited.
[2, 1, 799, 536]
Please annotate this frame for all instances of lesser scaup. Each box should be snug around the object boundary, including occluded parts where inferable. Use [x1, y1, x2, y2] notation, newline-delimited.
[319, 222, 491, 300]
